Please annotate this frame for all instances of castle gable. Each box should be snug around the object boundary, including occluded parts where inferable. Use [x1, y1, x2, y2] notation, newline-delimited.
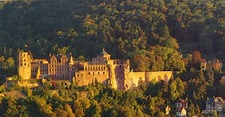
[49, 54, 71, 64]
[50, 55, 57, 62]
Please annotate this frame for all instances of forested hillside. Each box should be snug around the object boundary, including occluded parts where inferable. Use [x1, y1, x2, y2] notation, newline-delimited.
[0, 0, 225, 116]
[0, 0, 224, 61]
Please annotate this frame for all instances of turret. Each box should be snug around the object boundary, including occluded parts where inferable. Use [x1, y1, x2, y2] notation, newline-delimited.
[108, 64, 117, 89]
[69, 54, 74, 65]
[97, 48, 111, 62]
[36, 66, 41, 79]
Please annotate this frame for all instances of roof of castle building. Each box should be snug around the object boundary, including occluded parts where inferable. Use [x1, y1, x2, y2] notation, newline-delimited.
[32, 59, 48, 64]
[177, 99, 188, 106]
[98, 48, 110, 56]
[49, 54, 73, 62]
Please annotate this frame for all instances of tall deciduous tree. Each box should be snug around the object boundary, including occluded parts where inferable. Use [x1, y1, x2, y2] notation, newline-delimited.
[132, 54, 150, 72]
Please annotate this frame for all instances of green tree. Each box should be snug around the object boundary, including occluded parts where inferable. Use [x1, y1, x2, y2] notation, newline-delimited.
[6, 57, 14, 67]
[73, 97, 91, 117]
[169, 78, 185, 101]
[132, 54, 150, 72]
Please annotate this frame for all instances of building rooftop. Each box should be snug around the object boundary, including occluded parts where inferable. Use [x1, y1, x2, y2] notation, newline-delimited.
[98, 48, 110, 56]
[207, 97, 224, 105]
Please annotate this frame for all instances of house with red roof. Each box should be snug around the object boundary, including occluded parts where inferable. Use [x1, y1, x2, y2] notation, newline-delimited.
[176, 99, 188, 117]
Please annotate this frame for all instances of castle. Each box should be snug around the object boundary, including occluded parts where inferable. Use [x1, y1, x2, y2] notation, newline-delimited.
[18, 49, 173, 90]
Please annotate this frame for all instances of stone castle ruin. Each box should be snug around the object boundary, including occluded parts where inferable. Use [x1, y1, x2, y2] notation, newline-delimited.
[18, 49, 173, 90]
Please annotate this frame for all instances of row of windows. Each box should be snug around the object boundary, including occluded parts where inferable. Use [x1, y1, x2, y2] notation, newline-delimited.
[93, 58, 105, 62]
[57, 74, 68, 77]
[50, 61, 69, 64]
[88, 72, 105, 75]
[113, 60, 119, 64]
[49, 68, 73, 72]
[20, 63, 30, 66]
[84, 66, 106, 71]
[37, 68, 73, 72]
[206, 104, 222, 107]
[20, 53, 29, 57]
[175, 103, 186, 107]
[77, 74, 83, 77]
[32, 71, 47, 74]
[206, 107, 222, 111]
[32, 66, 48, 69]
[51, 74, 69, 78]
[20, 59, 27, 63]
[77, 72, 106, 77]
[49, 64, 69, 67]
[32, 69, 48, 72]
[31, 67, 73, 73]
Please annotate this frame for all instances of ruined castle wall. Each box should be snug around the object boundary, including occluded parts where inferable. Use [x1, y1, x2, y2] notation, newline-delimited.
[75, 70, 109, 86]
[127, 72, 145, 88]
[107, 59, 131, 90]
[115, 65, 125, 90]
[145, 71, 173, 83]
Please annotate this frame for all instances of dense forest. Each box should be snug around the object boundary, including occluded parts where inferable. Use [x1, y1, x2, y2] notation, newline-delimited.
[0, 71, 224, 117]
[0, 0, 224, 116]
[0, 0, 224, 60]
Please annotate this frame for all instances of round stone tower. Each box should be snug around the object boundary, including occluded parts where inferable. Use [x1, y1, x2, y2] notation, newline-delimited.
[18, 51, 32, 80]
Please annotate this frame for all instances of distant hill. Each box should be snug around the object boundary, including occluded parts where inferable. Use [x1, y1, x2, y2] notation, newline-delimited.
[0, 0, 224, 63]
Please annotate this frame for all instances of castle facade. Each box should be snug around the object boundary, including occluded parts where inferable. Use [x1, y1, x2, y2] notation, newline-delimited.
[18, 49, 173, 90]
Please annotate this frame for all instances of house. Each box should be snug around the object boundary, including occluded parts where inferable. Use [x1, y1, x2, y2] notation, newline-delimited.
[202, 97, 225, 116]
[176, 99, 188, 117]
[205, 97, 224, 112]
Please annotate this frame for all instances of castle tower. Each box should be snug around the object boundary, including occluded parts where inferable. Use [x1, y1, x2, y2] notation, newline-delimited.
[18, 51, 32, 80]
[69, 54, 74, 65]
[97, 48, 111, 63]
[69, 55, 75, 81]
[123, 61, 131, 90]
[108, 64, 117, 89]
